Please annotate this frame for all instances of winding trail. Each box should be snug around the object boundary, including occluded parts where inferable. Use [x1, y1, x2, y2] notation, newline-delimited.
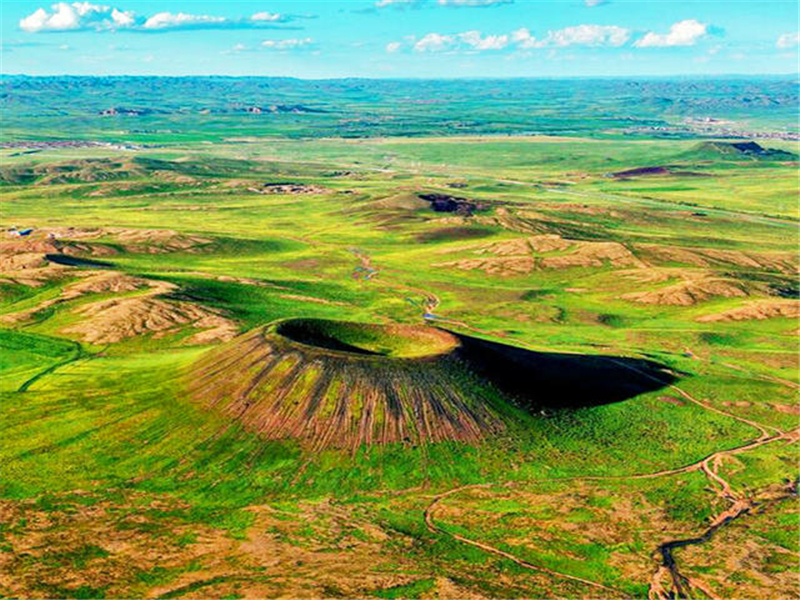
[324, 213, 796, 598]
[421, 353, 796, 600]
[424, 484, 629, 597]
[16, 342, 110, 393]
[17, 341, 84, 392]
[424, 424, 797, 599]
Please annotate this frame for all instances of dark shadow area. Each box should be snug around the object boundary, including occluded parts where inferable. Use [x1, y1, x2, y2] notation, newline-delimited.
[45, 253, 115, 268]
[276, 320, 382, 356]
[450, 330, 678, 409]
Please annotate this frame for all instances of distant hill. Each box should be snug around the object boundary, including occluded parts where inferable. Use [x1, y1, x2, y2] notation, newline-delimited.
[1, 75, 798, 141]
[687, 141, 798, 161]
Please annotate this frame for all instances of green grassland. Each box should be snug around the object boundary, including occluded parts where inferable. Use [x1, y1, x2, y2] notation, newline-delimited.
[1, 132, 798, 599]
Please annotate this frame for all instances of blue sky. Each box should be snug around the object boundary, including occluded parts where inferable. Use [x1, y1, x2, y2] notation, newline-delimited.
[1, 1, 798, 77]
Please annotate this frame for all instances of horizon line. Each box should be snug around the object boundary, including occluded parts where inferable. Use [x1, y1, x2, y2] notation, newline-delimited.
[3, 73, 799, 81]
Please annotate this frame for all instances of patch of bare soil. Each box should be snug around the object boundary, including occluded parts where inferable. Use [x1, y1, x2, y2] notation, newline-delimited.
[433, 235, 643, 276]
[64, 289, 237, 344]
[636, 244, 796, 275]
[43, 226, 211, 254]
[658, 396, 685, 406]
[278, 294, 350, 306]
[0, 237, 70, 286]
[0, 491, 430, 600]
[63, 271, 148, 297]
[102, 228, 213, 254]
[1, 271, 151, 324]
[696, 299, 800, 322]
[622, 277, 748, 306]
[770, 403, 800, 415]
[253, 183, 328, 195]
[188, 327, 506, 451]
[0, 492, 434, 598]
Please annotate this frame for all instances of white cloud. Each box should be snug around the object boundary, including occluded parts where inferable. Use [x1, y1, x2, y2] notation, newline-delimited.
[414, 32, 454, 52]
[401, 23, 630, 53]
[110, 7, 134, 26]
[510, 24, 628, 48]
[251, 11, 282, 22]
[584, 0, 608, 6]
[143, 12, 226, 30]
[377, 0, 510, 6]
[375, 0, 421, 6]
[19, 8, 51, 32]
[543, 24, 629, 47]
[511, 27, 537, 48]
[19, 3, 298, 32]
[458, 30, 509, 50]
[20, 3, 88, 32]
[261, 37, 313, 50]
[438, 0, 512, 6]
[634, 19, 707, 48]
[776, 31, 799, 49]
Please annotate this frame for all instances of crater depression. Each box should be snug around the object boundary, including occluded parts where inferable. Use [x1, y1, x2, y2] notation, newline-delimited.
[187, 318, 676, 451]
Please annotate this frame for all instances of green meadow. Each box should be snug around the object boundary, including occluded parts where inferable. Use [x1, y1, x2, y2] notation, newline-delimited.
[1, 128, 798, 599]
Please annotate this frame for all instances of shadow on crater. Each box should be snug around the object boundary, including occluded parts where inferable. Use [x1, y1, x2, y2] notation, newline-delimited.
[451, 331, 679, 409]
[276, 319, 383, 356]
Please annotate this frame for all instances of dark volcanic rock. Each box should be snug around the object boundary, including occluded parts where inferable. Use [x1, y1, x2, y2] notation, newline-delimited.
[418, 193, 488, 216]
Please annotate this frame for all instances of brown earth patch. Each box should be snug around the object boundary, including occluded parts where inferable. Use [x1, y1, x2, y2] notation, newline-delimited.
[434, 235, 642, 276]
[1, 271, 151, 324]
[63, 290, 237, 344]
[102, 227, 212, 254]
[659, 396, 685, 406]
[278, 293, 349, 306]
[0, 237, 69, 286]
[720, 400, 753, 408]
[771, 403, 800, 415]
[253, 183, 328, 195]
[622, 277, 748, 306]
[696, 299, 800, 322]
[637, 244, 796, 275]
[0, 490, 430, 600]
[188, 325, 506, 451]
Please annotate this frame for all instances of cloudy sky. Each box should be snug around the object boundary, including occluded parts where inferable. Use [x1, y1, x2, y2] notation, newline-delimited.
[2, 1, 798, 77]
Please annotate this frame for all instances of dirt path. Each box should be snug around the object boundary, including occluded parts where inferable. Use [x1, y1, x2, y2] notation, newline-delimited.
[651, 478, 798, 600]
[608, 357, 782, 440]
[17, 341, 84, 392]
[422, 405, 797, 599]
[424, 426, 797, 598]
[304, 209, 796, 597]
[717, 360, 800, 391]
[424, 484, 629, 598]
